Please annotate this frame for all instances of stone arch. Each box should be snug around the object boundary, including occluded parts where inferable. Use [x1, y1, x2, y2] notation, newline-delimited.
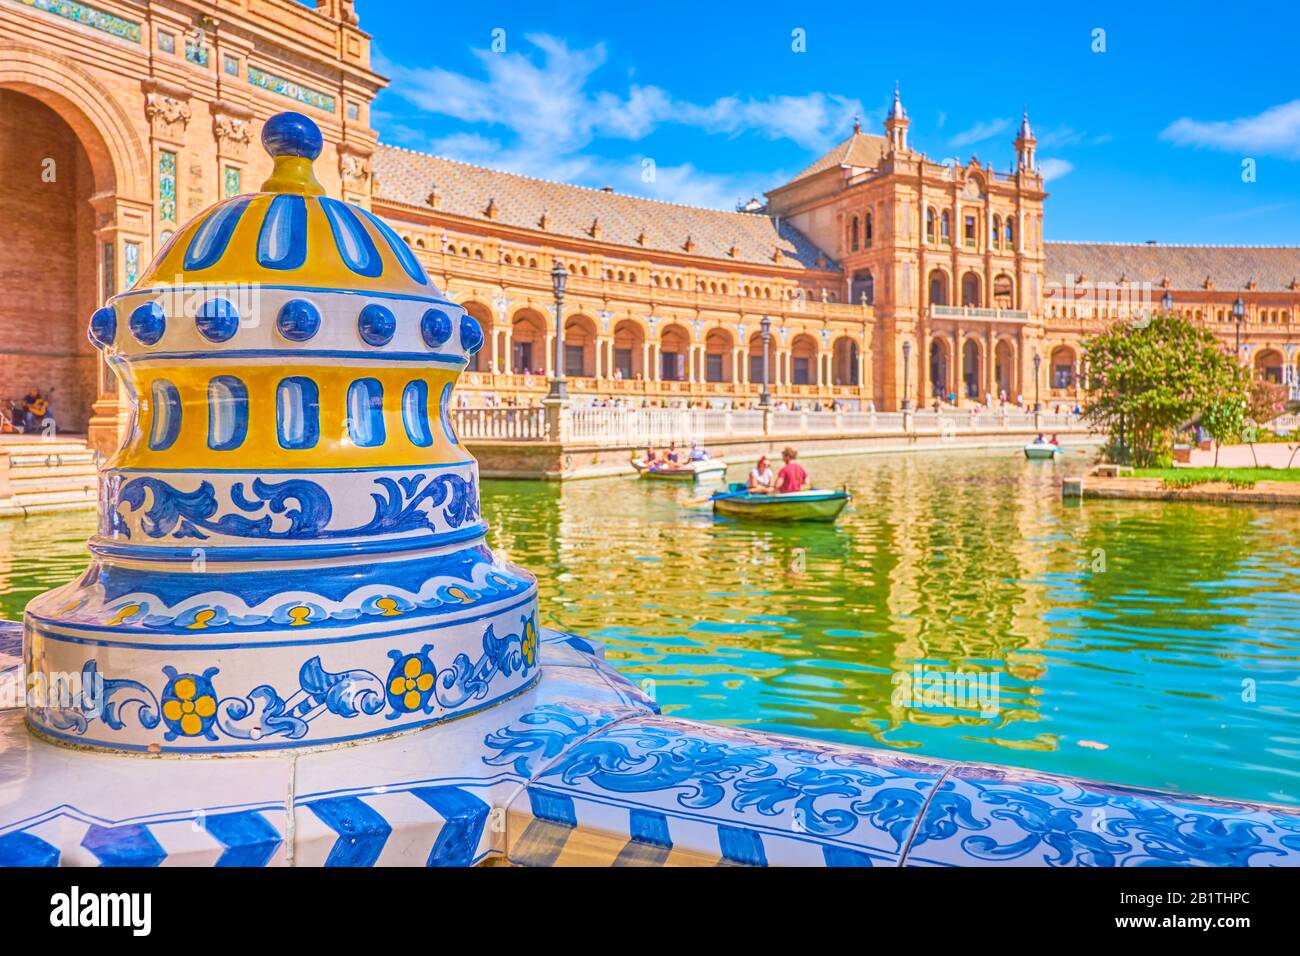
[563, 313, 598, 378]
[832, 335, 860, 386]
[790, 333, 819, 386]
[929, 338, 951, 398]
[928, 268, 950, 307]
[993, 273, 1015, 310]
[1049, 344, 1078, 389]
[509, 308, 548, 374]
[1255, 347, 1285, 384]
[704, 326, 735, 383]
[961, 271, 982, 308]
[994, 338, 1016, 400]
[659, 323, 690, 381]
[460, 300, 494, 372]
[962, 337, 983, 398]
[0, 39, 147, 199]
[612, 319, 646, 380]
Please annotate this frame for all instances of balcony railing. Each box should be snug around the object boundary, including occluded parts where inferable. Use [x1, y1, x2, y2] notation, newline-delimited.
[453, 405, 1086, 446]
[930, 305, 1030, 322]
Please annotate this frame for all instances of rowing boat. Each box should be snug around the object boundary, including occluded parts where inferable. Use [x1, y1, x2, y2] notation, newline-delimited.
[632, 457, 727, 481]
[711, 484, 850, 522]
[1024, 442, 1063, 460]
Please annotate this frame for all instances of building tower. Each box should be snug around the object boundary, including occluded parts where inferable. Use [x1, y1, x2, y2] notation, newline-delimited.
[885, 83, 909, 153]
[1015, 108, 1037, 172]
[25, 113, 541, 753]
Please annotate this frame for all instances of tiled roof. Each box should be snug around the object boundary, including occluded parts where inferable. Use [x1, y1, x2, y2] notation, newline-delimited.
[782, 132, 890, 186]
[1046, 242, 1300, 293]
[372, 144, 836, 271]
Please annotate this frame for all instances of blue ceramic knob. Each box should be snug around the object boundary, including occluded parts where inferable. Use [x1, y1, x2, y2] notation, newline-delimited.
[262, 112, 323, 160]
[421, 308, 453, 348]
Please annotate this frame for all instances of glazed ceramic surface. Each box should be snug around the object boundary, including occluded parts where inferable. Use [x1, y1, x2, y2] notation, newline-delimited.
[23, 113, 539, 753]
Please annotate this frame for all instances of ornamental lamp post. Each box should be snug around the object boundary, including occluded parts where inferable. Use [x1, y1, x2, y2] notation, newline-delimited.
[759, 315, 772, 408]
[1033, 350, 1042, 412]
[901, 340, 912, 410]
[1233, 296, 1246, 356]
[547, 260, 568, 400]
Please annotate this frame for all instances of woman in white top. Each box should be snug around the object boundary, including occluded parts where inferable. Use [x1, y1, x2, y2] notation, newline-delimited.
[748, 455, 776, 494]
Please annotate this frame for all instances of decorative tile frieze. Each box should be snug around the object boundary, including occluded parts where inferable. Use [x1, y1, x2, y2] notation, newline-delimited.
[16, 0, 140, 43]
[247, 66, 335, 113]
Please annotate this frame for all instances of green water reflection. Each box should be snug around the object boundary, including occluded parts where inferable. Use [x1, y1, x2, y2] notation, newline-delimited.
[2, 448, 1297, 806]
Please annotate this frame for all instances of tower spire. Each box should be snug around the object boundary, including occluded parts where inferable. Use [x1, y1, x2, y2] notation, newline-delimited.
[1015, 104, 1037, 172]
[884, 82, 909, 153]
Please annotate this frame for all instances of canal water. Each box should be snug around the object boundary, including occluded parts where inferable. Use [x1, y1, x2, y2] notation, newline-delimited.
[2, 448, 1297, 807]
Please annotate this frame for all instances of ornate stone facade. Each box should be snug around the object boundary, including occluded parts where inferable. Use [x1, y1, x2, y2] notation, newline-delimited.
[2, 0, 1298, 454]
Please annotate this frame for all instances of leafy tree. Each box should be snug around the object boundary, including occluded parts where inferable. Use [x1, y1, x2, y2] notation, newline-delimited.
[1082, 313, 1250, 466]
[1201, 395, 1246, 467]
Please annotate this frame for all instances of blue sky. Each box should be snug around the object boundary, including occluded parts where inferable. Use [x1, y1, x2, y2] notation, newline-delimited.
[361, 0, 1299, 245]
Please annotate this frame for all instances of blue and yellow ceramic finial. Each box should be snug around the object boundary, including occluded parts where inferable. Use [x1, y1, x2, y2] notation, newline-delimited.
[26, 110, 537, 755]
[260, 111, 325, 196]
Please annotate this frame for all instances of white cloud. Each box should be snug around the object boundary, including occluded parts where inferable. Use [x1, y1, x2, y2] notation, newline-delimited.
[375, 34, 862, 208]
[948, 118, 1011, 149]
[1161, 100, 1300, 159]
[1039, 158, 1074, 182]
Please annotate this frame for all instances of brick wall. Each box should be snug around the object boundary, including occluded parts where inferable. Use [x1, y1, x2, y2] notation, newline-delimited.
[0, 90, 95, 432]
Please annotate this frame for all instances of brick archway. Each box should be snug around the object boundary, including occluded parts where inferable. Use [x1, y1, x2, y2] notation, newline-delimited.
[0, 42, 147, 443]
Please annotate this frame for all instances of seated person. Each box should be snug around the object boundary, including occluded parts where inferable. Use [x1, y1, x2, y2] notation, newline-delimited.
[1034, 433, 1046, 444]
[748, 455, 775, 494]
[665, 442, 681, 465]
[688, 443, 710, 462]
[1049, 434, 1060, 446]
[775, 447, 809, 493]
[643, 444, 658, 465]
[22, 389, 48, 432]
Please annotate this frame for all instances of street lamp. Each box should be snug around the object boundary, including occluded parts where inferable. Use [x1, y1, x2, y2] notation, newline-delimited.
[1033, 351, 1042, 412]
[901, 340, 912, 410]
[547, 260, 568, 400]
[759, 315, 772, 408]
[1233, 296, 1246, 355]
[1161, 289, 1173, 314]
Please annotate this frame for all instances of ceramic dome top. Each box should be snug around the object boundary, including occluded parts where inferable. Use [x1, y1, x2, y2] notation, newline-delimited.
[137, 112, 436, 300]
[23, 112, 539, 756]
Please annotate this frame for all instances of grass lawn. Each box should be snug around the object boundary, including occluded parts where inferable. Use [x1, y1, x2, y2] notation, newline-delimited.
[1134, 467, 1300, 488]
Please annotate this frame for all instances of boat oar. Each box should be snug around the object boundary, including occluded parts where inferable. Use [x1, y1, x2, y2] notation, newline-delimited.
[685, 489, 747, 507]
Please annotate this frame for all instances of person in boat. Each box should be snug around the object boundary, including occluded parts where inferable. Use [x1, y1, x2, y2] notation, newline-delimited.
[775, 447, 809, 494]
[688, 443, 711, 462]
[664, 441, 682, 469]
[748, 455, 776, 494]
[1049, 434, 1060, 447]
[1034, 433, 1046, 444]
[643, 444, 658, 467]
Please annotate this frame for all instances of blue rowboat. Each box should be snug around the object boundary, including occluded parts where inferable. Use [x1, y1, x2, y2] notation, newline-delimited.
[711, 483, 849, 522]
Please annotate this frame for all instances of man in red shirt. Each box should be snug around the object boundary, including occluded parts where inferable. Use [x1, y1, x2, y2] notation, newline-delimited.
[775, 447, 809, 493]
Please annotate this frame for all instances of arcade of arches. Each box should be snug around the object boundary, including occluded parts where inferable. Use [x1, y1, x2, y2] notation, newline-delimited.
[3, 0, 1299, 460]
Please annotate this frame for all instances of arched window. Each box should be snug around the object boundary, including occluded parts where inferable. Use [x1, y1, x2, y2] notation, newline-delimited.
[941, 210, 952, 243]
[276, 377, 320, 450]
[961, 272, 981, 307]
[1005, 216, 1016, 246]
[864, 212, 873, 246]
[850, 216, 859, 251]
[926, 207, 936, 243]
[992, 215, 1002, 249]
[347, 378, 386, 447]
[402, 380, 433, 447]
[851, 269, 874, 305]
[149, 380, 182, 451]
[207, 376, 248, 451]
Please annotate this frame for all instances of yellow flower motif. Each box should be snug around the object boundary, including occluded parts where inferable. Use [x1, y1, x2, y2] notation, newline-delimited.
[521, 618, 538, 668]
[388, 655, 435, 711]
[162, 677, 217, 736]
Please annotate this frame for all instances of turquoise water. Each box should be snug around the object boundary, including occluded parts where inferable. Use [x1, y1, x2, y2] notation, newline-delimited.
[3, 448, 1298, 806]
